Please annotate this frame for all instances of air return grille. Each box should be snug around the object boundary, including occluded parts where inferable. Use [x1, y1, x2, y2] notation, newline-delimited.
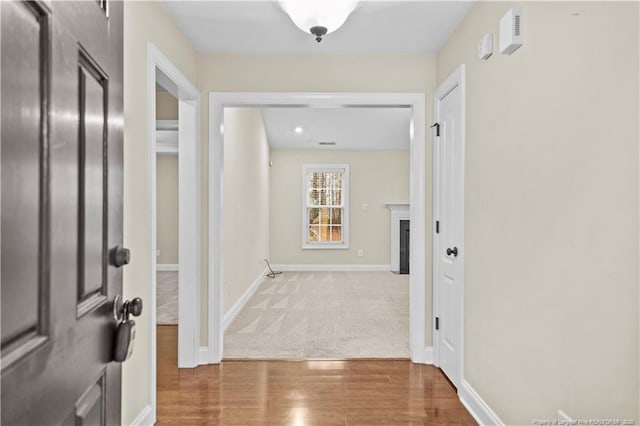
[499, 8, 523, 55]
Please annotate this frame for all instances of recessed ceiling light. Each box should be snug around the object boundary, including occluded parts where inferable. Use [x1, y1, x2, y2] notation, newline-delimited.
[294, 126, 303, 134]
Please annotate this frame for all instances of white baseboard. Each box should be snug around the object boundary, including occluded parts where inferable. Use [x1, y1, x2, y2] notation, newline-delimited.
[422, 346, 433, 364]
[156, 263, 178, 272]
[130, 404, 154, 426]
[198, 346, 210, 365]
[222, 267, 268, 330]
[459, 380, 504, 426]
[271, 264, 391, 272]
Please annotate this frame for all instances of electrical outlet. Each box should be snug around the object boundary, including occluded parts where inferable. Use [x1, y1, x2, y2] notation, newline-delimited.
[357, 249, 364, 257]
[362, 203, 368, 210]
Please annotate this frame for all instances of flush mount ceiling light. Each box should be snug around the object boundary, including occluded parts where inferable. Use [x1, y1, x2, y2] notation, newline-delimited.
[278, 0, 362, 43]
[294, 126, 304, 133]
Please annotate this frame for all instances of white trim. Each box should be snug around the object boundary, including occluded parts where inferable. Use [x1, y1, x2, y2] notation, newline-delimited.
[271, 264, 391, 272]
[301, 164, 350, 249]
[198, 346, 210, 365]
[147, 43, 201, 424]
[422, 346, 434, 364]
[155, 130, 178, 154]
[433, 65, 466, 384]
[130, 404, 154, 426]
[177, 93, 201, 369]
[209, 92, 426, 365]
[156, 119, 178, 131]
[222, 267, 269, 331]
[459, 380, 504, 426]
[156, 264, 178, 272]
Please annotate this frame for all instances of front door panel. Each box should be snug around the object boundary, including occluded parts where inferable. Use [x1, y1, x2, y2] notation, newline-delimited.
[1, 1, 124, 424]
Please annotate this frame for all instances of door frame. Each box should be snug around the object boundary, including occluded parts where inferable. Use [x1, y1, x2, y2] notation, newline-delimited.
[432, 65, 466, 380]
[147, 43, 201, 418]
[206, 92, 427, 364]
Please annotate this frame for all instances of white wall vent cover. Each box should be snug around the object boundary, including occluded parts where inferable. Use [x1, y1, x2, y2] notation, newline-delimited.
[499, 8, 523, 55]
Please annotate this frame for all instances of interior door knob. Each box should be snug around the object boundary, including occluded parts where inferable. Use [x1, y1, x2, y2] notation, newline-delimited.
[446, 247, 458, 257]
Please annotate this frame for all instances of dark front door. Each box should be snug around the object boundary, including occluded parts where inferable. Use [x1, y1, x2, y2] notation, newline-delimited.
[1, 1, 124, 424]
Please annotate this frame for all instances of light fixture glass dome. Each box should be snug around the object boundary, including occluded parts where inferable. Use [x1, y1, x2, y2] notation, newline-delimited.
[278, 0, 362, 41]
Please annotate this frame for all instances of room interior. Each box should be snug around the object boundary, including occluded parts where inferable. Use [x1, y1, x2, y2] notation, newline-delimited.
[125, 2, 638, 424]
[219, 106, 411, 359]
[0, 1, 637, 425]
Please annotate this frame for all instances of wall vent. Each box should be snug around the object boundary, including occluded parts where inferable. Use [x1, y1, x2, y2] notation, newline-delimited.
[499, 8, 523, 55]
[318, 141, 336, 146]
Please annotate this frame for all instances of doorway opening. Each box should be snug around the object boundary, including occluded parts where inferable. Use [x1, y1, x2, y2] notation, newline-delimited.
[220, 106, 412, 359]
[207, 93, 428, 364]
[147, 44, 200, 420]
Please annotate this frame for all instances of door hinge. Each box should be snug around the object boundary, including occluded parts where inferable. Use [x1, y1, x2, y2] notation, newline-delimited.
[430, 122, 440, 137]
[435, 317, 440, 330]
[435, 221, 440, 234]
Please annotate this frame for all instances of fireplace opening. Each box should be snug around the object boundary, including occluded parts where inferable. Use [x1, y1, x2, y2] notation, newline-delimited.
[399, 220, 410, 274]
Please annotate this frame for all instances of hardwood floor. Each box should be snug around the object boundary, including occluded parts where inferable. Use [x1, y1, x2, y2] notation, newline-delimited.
[157, 325, 477, 425]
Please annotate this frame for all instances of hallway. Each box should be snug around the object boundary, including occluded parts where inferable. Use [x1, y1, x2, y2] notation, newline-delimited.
[157, 326, 477, 425]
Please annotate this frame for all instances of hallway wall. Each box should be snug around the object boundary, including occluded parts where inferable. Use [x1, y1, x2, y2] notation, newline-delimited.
[223, 108, 271, 314]
[122, 2, 198, 424]
[437, 1, 639, 423]
[197, 53, 437, 346]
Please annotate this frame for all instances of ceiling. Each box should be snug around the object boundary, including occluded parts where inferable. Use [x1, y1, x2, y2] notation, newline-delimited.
[262, 107, 411, 150]
[162, 1, 474, 53]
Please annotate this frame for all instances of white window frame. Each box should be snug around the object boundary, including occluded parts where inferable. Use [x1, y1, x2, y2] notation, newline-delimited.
[301, 164, 350, 249]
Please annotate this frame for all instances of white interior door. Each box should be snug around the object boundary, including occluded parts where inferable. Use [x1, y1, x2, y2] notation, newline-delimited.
[434, 65, 465, 389]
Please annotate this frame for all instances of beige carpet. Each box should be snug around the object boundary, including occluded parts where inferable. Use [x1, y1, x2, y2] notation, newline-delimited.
[157, 271, 178, 324]
[224, 271, 409, 359]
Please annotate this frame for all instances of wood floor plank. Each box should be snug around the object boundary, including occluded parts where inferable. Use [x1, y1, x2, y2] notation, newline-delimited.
[157, 326, 476, 425]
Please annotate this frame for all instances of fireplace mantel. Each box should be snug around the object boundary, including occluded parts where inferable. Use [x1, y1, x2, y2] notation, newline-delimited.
[386, 204, 410, 273]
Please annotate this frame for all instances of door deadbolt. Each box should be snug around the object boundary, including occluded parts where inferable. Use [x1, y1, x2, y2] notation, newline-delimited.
[110, 245, 130, 268]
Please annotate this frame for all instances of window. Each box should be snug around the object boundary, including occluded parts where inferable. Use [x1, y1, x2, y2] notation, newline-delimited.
[302, 164, 349, 249]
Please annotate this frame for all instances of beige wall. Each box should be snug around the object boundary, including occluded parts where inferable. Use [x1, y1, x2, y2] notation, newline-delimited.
[155, 91, 179, 265]
[198, 53, 437, 345]
[437, 2, 639, 423]
[156, 155, 178, 264]
[223, 108, 271, 314]
[270, 150, 409, 265]
[156, 91, 178, 121]
[122, 2, 198, 424]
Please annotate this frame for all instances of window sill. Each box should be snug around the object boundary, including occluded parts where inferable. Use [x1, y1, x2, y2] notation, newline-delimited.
[302, 244, 350, 250]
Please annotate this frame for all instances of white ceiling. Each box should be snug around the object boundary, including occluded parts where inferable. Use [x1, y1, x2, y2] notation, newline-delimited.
[162, 1, 474, 53]
[262, 107, 411, 150]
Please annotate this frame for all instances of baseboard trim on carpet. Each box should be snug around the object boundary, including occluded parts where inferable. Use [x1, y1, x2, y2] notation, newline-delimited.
[271, 264, 391, 272]
[459, 380, 504, 426]
[156, 263, 178, 272]
[223, 267, 269, 330]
